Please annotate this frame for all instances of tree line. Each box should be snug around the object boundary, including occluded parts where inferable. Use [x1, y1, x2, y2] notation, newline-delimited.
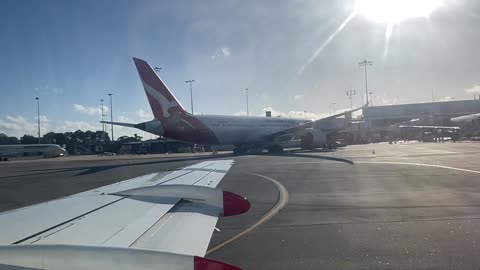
[0, 130, 145, 153]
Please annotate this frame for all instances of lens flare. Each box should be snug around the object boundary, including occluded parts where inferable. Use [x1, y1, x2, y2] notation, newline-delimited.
[355, 0, 443, 24]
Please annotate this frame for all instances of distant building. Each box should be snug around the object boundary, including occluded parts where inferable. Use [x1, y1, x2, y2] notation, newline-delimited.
[363, 99, 480, 128]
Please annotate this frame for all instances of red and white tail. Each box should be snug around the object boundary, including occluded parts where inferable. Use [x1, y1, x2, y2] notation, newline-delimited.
[133, 57, 188, 120]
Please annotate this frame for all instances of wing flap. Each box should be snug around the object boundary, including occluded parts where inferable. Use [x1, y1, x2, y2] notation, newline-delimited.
[131, 207, 218, 256]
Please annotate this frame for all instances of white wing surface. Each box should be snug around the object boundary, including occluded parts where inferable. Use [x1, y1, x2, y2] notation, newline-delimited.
[0, 160, 248, 262]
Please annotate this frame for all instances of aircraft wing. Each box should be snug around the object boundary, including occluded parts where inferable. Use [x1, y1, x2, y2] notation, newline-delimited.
[261, 105, 365, 141]
[0, 160, 247, 270]
[100, 120, 137, 128]
[398, 125, 460, 130]
[451, 112, 480, 122]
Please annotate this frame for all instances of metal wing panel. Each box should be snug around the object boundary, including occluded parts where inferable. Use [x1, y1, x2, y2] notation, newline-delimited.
[131, 210, 218, 256]
[0, 196, 120, 245]
[28, 198, 178, 247]
[101, 203, 178, 247]
[0, 160, 234, 257]
[0, 173, 162, 245]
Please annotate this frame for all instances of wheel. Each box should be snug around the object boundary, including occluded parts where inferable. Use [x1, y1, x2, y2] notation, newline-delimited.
[233, 147, 244, 155]
[267, 145, 284, 154]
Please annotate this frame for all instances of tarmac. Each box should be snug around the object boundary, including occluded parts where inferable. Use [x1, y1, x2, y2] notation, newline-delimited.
[2, 142, 480, 269]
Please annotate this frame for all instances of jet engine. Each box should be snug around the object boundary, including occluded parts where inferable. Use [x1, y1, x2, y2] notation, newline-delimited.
[300, 128, 327, 149]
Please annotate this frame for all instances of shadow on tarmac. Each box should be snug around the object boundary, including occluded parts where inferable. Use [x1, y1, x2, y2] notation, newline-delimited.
[3, 149, 354, 179]
[0, 153, 235, 178]
[254, 148, 354, 165]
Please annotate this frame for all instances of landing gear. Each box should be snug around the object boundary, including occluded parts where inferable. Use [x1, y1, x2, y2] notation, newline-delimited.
[267, 145, 284, 154]
[233, 147, 246, 155]
[233, 145, 263, 155]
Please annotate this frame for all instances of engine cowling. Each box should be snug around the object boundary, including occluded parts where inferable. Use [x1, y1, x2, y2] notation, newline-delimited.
[300, 128, 327, 149]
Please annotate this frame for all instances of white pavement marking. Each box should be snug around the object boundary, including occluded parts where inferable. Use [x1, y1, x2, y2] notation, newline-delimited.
[273, 160, 480, 175]
[355, 161, 480, 175]
[206, 172, 289, 255]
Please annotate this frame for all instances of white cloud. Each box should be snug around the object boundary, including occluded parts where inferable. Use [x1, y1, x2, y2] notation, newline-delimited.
[464, 85, 480, 93]
[262, 107, 289, 118]
[136, 109, 153, 121]
[73, 104, 109, 116]
[233, 111, 247, 116]
[221, 47, 231, 57]
[365, 94, 399, 106]
[35, 115, 49, 122]
[34, 85, 64, 96]
[0, 115, 50, 137]
[287, 110, 328, 119]
[439, 96, 455, 101]
[294, 95, 304, 101]
[0, 112, 157, 140]
[211, 47, 231, 60]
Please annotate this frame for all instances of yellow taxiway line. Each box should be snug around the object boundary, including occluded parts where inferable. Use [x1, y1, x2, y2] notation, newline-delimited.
[206, 172, 289, 255]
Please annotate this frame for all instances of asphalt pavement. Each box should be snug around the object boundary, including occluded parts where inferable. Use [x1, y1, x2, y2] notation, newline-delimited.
[2, 142, 480, 269]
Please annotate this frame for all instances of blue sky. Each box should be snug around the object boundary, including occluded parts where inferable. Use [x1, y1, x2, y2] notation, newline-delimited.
[1, 0, 479, 138]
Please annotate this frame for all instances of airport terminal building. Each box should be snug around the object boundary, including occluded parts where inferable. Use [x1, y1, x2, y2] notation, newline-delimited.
[363, 99, 480, 128]
[338, 99, 480, 144]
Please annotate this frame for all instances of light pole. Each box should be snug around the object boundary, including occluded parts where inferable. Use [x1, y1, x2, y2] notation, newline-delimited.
[369, 92, 373, 106]
[185, 80, 195, 114]
[332, 102, 336, 115]
[359, 60, 373, 106]
[346, 89, 356, 109]
[245, 88, 249, 116]
[108, 93, 114, 141]
[100, 99, 105, 132]
[304, 110, 307, 120]
[35, 97, 40, 144]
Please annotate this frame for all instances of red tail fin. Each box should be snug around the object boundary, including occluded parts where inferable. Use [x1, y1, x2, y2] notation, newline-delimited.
[133, 57, 188, 120]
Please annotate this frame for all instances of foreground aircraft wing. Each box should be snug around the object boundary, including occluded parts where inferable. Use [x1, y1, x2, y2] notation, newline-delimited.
[0, 160, 248, 270]
[261, 105, 365, 140]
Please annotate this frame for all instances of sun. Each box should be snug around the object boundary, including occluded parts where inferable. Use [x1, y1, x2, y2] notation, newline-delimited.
[354, 0, 443, 24]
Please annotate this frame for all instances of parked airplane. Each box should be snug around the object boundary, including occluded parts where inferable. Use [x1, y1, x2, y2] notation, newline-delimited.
[0, 160, 248, 270]
[103, 57, 362, 154]
[0, 144, 67, 160]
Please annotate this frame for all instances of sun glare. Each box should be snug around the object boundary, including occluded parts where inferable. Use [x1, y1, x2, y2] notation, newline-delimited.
[354, 0, 443, 24]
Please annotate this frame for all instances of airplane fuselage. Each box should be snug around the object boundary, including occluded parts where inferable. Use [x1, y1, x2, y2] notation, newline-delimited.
[139, 115, 310, 146]
[190, 115, 309, 145]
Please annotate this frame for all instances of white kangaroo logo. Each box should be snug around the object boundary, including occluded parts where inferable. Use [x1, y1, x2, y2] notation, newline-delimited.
[142, 80, 179, 118]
